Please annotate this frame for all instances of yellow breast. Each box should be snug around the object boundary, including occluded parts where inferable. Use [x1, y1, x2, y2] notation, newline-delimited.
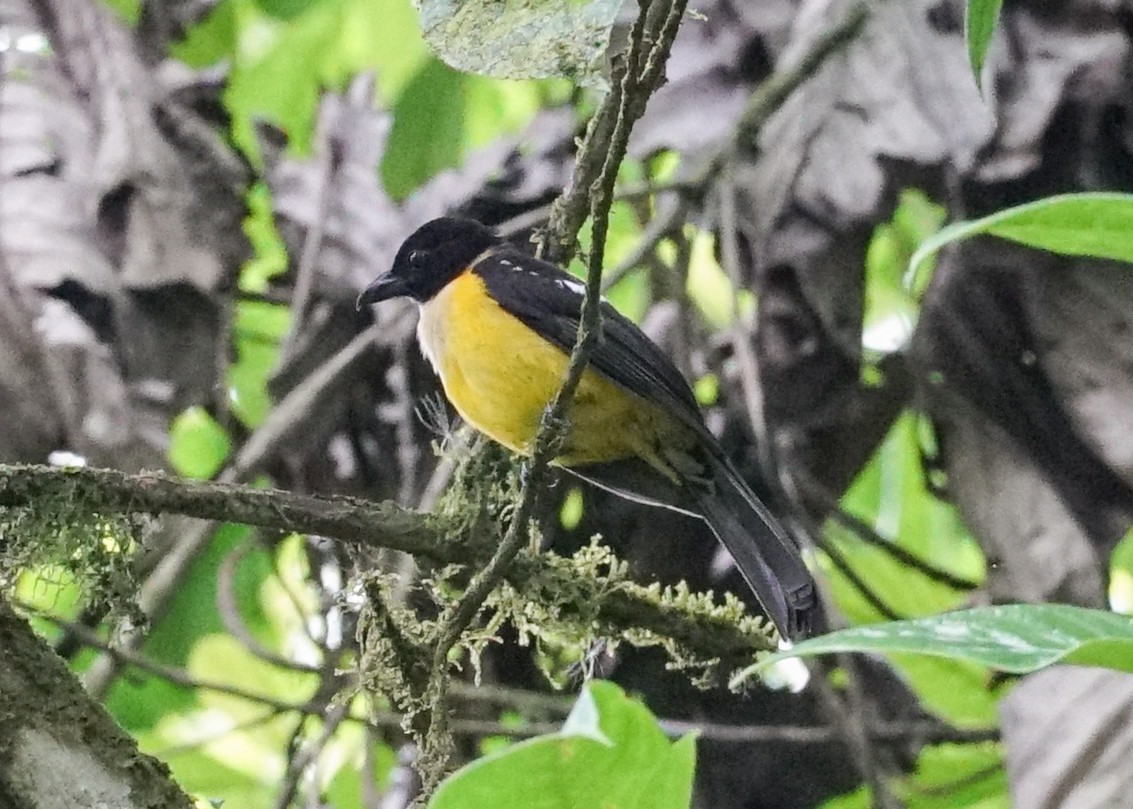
[416, 270, 679, 467]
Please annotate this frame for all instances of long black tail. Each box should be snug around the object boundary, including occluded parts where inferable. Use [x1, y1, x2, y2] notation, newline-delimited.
[696, 459, 818, 639]
[566, 455, 818, 639]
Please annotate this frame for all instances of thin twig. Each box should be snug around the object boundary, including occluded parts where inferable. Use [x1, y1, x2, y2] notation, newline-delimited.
[839, 655, 905, 809]
[813, 660, 904, 809]
[794, 471, 981, 591]
[830, 507, 980, 591]
[599, 193, 689, 291]
[217, 537, 323, 670]
[275, 702, 351, 809]
[448, 681, 573, 715]
[815, 532, 904, 622]
[81, 323, 399, 698]
[714, 2, 871, 175]
[415, 2, 691, 789]
[361, 728, 388, 809]
[34, 604, 998, 749]
[157, 709, 297, 758]
[279, 94, 336, 361]
[718, 175, 768, 445]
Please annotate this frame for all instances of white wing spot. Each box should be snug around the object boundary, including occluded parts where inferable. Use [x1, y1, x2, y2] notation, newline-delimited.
[556, 276, 586, 295]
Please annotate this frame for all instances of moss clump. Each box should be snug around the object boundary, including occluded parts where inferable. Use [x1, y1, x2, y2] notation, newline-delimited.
[355, 571, 437, 733]
[0, 472, 143, 625]
[618, 581, 777, 688]
[434, 437, 522, 536]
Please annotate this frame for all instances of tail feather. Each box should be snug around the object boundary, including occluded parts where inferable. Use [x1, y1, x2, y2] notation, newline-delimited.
[697, 496, 793, 635]
[698, 459, 818, 639]
[566, 455, 819, 639]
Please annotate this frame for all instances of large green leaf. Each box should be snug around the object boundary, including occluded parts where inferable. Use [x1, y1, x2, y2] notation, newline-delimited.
[415, 0, 621, 87]
[907, 193, 1133, 289]
[430, 681, 695, 809]
[965, 0, 1003, 82]
[734, 605, 1133, 686]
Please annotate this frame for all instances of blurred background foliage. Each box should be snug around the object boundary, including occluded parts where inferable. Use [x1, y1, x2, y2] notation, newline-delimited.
[5, 0, 1133, 806]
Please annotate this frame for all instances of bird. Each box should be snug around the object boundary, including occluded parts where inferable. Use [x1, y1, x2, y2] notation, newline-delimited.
[358, 217, 817, 639]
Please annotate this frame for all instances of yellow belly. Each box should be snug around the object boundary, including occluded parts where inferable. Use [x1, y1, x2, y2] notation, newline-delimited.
[416, 270, 680, 467]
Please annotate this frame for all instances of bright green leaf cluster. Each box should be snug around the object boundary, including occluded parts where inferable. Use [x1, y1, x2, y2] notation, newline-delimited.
[430, 681, 696, 809]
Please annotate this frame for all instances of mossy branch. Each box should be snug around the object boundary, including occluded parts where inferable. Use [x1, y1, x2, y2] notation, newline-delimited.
[0, 462, 776, 663]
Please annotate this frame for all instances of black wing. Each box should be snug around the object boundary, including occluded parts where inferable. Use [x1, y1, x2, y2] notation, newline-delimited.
[473, 247, 706, 434]
[475, 247, 817, 636]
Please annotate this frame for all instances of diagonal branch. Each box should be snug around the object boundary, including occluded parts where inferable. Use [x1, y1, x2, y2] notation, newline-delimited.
[415, 3, 692, 784]
[0, 462, 773, 660]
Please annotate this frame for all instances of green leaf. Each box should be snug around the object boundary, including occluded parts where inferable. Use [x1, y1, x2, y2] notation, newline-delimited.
[1109, 526, 1133, 614]
[104, 523, 273, 731]
[899, 743, 1008, 809]
[821, 743, 1007, 809]
[168, 407, 231, 479]
[886, 655, 1000, 726]
[430, 681, 695, 809]
[965, 0, 1003, 83]
[693, 373, 719, 407]
[205, 0, 431, 158]
[828, 413, 982, 626]
[907, 193, 1133, 289]
[381, 59, 468, 199]
[415, 0, 621, 88]
[229, 300, 291, 428]
[255, 0, 327, 20]
[559, 487, 584, 530]
[863, 189, 944, 353]
[383, 65, 543, 197]
[171, 0, 239, 69]
[686, 229, 738, 329]
[240, 183, 289, 293]
[136, 632, 318, 801]
[734, 605, 1133, 686]
[822, 414, 989, 725]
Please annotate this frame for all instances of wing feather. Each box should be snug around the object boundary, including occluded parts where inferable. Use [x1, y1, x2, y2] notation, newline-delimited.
[474, 248, 704, 430]
[473, 247, 818, 636]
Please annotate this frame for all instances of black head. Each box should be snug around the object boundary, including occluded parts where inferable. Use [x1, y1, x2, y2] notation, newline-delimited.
[357, 217, 502, 308]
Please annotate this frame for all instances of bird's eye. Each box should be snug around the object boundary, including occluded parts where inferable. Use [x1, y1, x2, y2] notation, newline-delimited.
[408, 250, 425, 267]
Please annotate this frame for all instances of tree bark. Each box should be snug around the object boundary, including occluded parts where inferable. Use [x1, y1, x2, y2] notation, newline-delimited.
[0, 598, 194, 809]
